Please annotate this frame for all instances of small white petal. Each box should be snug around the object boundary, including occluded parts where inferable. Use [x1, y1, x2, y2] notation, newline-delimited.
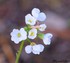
[25, 14, 36, 25]
[11, 37, 19, 44]
[38, 44, 44, 52]
[45, 33, 53, 39]
[32, 8, 40, 19]
[20, 28, 25, 32]
[10, 29, 19, 36]
[33, 45, 41, 52]
[32, 45, 40, 54]
[32, 50, 40, 55]
[20, 28, 27, 40]
[37, 12, 46, 21]
[39, 24, 47, 31]
[25, 45, 32, 54]
[43, 38, 51, 45]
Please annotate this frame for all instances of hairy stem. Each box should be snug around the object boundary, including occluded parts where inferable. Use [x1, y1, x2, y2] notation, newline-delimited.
[15, 41, 24, 63]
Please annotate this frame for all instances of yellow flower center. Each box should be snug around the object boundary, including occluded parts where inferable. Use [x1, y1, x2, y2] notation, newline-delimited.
[30, 32, 34, 36]
[30, 42, 36, 46]
[17, 33, 21, 37]
[28, 19, 32, 23]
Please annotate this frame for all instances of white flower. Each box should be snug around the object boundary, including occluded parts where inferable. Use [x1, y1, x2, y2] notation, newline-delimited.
[32, 8, 46, 21]
[28, 29, 37, 39]
[25, 14, 36, 25]
[25, 43, 44, 54]
[39, 24, 47, 31]
[32, 44, 44, 54]
[10, 28, 27, 44]
[43, 33, 53, 45]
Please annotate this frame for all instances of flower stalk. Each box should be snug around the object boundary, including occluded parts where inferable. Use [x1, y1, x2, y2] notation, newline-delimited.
[26, 38, 31, 43]
[15, 40, 24, 63]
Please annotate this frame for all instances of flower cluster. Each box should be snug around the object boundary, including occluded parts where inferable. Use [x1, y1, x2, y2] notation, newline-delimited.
[10, 8, 53, 55]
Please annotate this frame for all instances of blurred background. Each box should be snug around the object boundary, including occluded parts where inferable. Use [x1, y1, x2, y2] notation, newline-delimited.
[0, 0, 70, 63]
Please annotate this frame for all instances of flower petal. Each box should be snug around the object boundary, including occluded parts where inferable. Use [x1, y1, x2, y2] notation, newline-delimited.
[25, 45, 32, 54]
[33, 45, 41, 52]
[37, 12, 46, 21]
[11, 36, 20, 44]
[20, 28, 27, 40]
[10, 29, 19, 36]
[45, 33, 53, 39]
[32, 8, 40, 19]
[32, 50, 40, 55]
[38, 44, 44, 52]
[43, 38, 51, 45]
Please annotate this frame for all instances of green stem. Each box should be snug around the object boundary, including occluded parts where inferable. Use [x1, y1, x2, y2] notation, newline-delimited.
[27, 39, 31, 43]
[15, 41, 24, 63]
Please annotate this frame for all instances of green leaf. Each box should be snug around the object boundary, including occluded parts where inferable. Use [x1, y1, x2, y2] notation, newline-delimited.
[24, 26, 31, 32]
[38, 33, 44, 39]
